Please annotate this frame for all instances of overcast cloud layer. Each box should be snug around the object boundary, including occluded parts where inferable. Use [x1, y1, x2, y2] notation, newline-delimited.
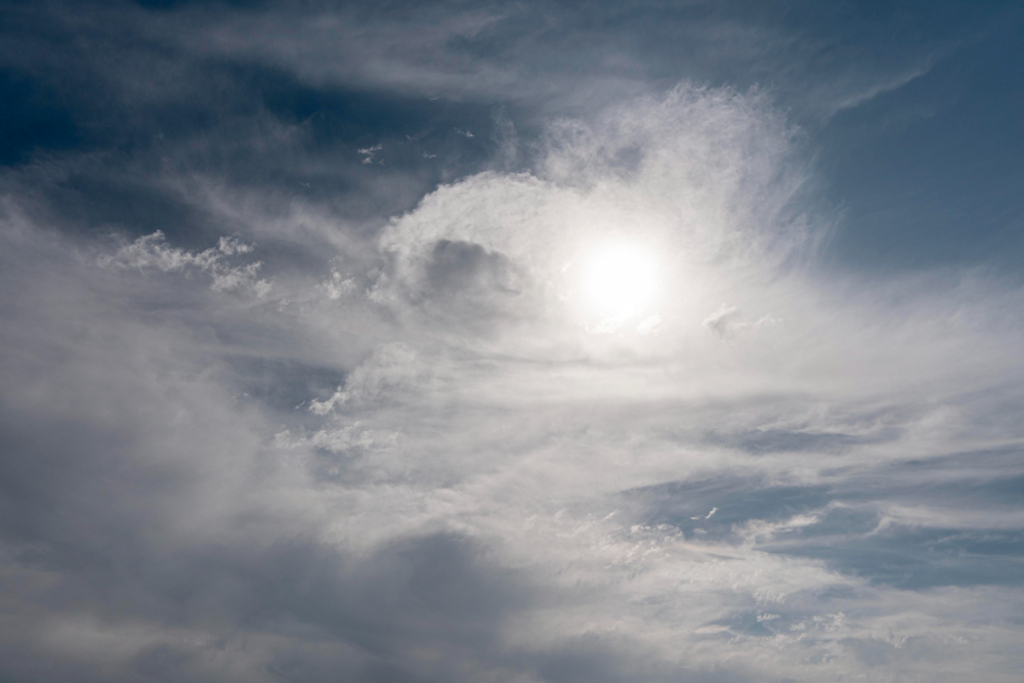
[2, 1, 1024, 682]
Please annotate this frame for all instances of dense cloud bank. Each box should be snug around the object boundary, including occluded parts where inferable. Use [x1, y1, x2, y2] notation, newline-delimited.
[2, 2, 1024, 682]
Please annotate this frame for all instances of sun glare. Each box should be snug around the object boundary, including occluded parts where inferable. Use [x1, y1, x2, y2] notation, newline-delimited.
[579, 241, 660, 324]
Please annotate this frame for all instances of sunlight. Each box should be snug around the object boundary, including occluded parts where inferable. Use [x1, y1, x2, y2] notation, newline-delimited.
[578, 241, 661, 325]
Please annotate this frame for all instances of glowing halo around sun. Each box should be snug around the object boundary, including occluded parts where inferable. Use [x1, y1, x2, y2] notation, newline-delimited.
[577, 240, 662, 328]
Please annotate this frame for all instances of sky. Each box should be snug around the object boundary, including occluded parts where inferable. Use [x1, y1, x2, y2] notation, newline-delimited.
[1, 1, 1023, 681]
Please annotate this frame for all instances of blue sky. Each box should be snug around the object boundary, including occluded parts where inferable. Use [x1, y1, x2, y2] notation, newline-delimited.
[1, 1, 1023, 682]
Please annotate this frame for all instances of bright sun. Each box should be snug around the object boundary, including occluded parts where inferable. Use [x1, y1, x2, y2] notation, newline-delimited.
[578, 241, 660, 323]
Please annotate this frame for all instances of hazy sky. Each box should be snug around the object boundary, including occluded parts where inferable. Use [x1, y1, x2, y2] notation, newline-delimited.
[2, 1, 1024, 682]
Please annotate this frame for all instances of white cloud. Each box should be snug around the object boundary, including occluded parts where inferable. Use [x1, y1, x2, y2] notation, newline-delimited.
[319, 268, 357, 301]
[99, 230, 272, 296]
[357, 143, 383, 164]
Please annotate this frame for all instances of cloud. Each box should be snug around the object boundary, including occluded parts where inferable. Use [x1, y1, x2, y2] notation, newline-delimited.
[363, 83, 816, 349]
[358, 144, 383, 165]
[285, 84, 1024, 681]
[309, 342, 427, 415]
[99, 230, 272, 296]
[319, 266, 357, 301]
[2, 20, 1024, 680]
[138, 0, 955, 124]
[702, 303, 739, 336]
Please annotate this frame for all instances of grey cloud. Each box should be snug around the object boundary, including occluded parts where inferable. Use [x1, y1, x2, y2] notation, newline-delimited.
[385, 238, 528, 330]
[703, 426, 901, 454]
